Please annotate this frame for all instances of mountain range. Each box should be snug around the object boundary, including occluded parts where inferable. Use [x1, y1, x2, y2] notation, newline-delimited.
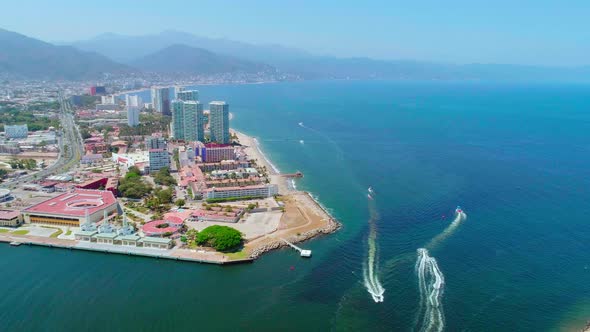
[2, 27, 590, 81]
[0, 28, 131, 80]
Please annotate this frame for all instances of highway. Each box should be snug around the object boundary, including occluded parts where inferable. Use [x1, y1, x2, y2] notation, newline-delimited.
[0, 92, 84, 189]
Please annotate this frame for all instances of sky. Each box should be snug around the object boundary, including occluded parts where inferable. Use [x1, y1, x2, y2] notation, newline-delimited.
[1, 0, 589, 66]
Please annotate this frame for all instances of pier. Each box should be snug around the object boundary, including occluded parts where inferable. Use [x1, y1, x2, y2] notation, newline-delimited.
[281, 238, 312, 257]
[281, 171, 304, 178]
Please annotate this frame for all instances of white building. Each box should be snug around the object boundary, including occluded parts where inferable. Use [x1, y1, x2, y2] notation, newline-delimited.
[4, 124, 28, 139]
[205, 184, 278, 200]
[127, 106, 140, 127]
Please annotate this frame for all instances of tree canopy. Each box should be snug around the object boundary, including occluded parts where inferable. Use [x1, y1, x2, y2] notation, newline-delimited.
[196, 225, 243, 251]
[153, 167, 176, 186]
[118, 167, 152, 198]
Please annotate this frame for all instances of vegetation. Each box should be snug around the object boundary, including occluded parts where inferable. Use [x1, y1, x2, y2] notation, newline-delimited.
[0, 105, 60, 131]
[206, 196, 264, 203]
[118, 166, 153, 199]
[153, 167, 176, 186]
[196, 225, 243, 251]
[175, 199, 186, 207]
[173, 148, 180, 170]
[144, 187, 174, 213]
[7, 158, 37, 170]
[40, 226, 63, 238]
[118, 113, 171, 137]
[0, 169, 8, 179]
[11, 230, 29, 235]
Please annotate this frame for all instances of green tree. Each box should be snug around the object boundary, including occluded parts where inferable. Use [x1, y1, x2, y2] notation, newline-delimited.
[196, 225, 243, 251]
[175, 199, 186, 208]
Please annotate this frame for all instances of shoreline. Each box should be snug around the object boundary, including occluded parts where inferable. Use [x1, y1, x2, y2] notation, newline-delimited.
[234, 130, 342, 258]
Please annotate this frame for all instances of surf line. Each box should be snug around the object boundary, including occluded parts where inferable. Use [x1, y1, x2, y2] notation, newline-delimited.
[363, 186, 385, 303]
[414, 208, 467, 332]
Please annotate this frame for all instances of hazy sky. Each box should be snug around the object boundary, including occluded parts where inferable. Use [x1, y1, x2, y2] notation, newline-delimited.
[2, 0, 589, 66]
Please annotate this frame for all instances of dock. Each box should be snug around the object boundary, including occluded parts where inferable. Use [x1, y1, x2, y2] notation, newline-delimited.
[0, 236, 253, 265]
[281, 171, 304, 178]
[281, 238, 312, 257]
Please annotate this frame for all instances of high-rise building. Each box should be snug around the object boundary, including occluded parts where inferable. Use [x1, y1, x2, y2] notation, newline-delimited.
[171, 100, 204, 142]
[176, 90, 199, 102]
[149, 149, 170, 172]
[151, 87, 171, 115]
[145, 137, 166, 150]
[174, 86, 184, 99]
[4, 124, 29, 139]
[209, 101, 230, 144]
[126, 95, 142, 127]
[127, 107, 139, 127]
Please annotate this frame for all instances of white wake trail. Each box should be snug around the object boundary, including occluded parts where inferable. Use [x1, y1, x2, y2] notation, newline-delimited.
[426, 211, 467, 250]
[415, 248, 445, 332]
[363, 192, 385, 303]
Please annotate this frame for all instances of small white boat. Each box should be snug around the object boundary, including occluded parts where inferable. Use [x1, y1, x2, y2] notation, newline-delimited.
[298, 122, 304, 127]
[299, 140, 304, 144]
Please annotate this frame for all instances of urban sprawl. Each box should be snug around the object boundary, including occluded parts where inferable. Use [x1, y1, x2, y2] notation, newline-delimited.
[0, 80, 339, 263]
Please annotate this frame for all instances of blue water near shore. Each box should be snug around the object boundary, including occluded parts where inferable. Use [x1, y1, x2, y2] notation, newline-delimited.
[2, 81, 590, 331]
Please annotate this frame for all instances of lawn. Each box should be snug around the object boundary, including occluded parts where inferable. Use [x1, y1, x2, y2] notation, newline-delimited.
[50, 229, 63, 238]
[0, 229, 9, 233]
[11, 230, 29, 235]
[225, 249, 250, 260]
[65, 230, 72, 236]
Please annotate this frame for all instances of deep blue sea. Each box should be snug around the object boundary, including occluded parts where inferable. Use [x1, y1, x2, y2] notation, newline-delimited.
[1, 81, 589, 331]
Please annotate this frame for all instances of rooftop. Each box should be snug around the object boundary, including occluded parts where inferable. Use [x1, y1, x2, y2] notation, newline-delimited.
[23, 189, 117, 217]
[0, 209, 20, 220]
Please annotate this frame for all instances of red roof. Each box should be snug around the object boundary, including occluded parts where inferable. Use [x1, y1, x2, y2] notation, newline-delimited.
[23, 189, 117, 217]
[142, 220, 180, 235]
[0, 210, 20, 220]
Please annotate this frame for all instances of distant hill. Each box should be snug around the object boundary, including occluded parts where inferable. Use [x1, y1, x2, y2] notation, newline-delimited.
[69, 30, 590, 82]
[130, 44, 275, 75]
[0, 28, 131, 80]
[68, 30, 310, 64]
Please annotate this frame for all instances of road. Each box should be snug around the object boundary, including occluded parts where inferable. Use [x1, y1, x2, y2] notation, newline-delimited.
[1, 92, 84, 189]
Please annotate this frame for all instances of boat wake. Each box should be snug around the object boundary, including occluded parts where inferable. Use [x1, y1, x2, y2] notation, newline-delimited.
[363, 188, 385, 302]
[426, 210, 467, 250]
[415, 248, 445, 332]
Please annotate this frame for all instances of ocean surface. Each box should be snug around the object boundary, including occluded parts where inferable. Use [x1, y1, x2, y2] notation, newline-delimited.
[2, 81, 590, 331]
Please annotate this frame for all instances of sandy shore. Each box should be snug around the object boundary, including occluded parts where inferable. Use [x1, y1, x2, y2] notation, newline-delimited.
[233, 130, 341, 258]
[234, 130, 293, 194]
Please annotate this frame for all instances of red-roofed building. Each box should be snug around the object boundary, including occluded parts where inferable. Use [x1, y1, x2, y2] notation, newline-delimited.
[0, 209, 23, 227]
[22, 189, 118, 226]
[76, 177, 108, 190]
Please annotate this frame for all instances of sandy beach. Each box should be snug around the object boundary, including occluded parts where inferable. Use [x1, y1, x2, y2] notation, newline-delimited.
[233, 130, 341, 258]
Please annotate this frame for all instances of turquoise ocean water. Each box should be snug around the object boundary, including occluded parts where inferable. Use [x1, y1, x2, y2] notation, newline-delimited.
[1, 81, 589, 331]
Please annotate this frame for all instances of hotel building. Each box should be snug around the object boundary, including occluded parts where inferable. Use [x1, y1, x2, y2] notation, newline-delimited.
[176, 90, 199, 102]
[151, 87, 171, 115]
[204, 184, 278, 200]
[172, 100, 204, 142]
[203, 143, 235, 163]
[209, 101, 230, 144]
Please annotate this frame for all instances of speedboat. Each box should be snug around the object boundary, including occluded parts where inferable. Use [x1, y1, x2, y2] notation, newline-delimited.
[298, 122, 304, 127]
[456, 206, 463, 213]
[368, 186, 374, 194]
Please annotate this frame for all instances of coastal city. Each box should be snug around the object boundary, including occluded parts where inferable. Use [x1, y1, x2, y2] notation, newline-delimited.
[0, 81, 339, 263]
